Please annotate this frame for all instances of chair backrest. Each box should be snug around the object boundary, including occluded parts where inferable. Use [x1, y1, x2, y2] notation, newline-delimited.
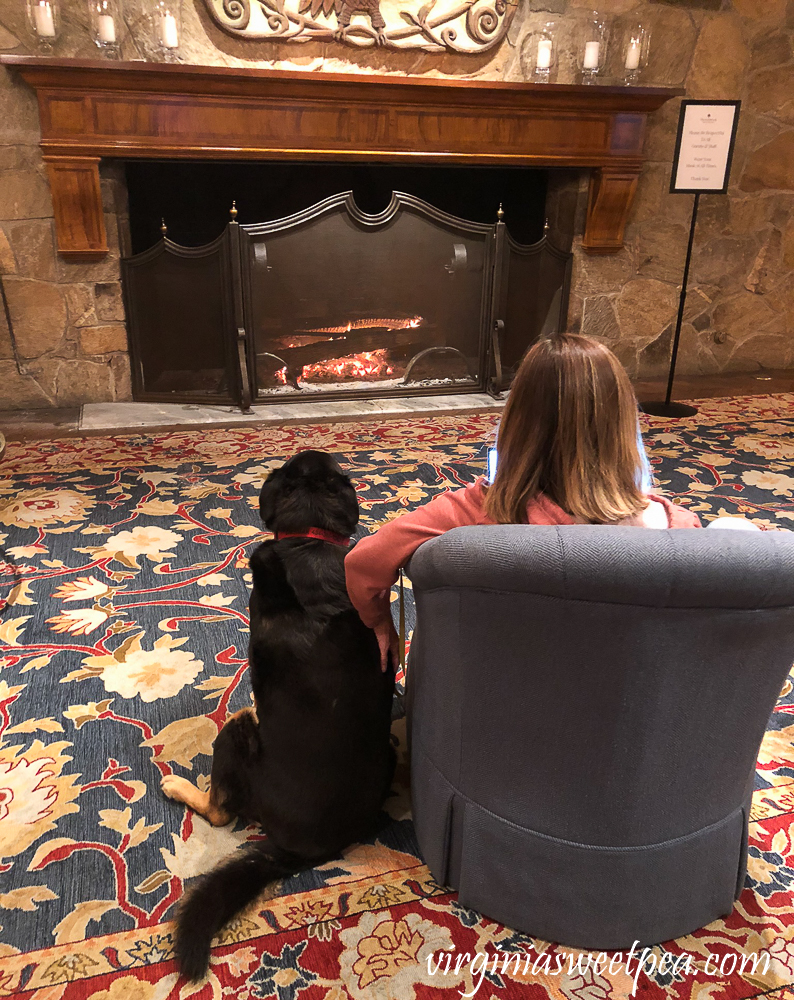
[406, 525, 794, 849]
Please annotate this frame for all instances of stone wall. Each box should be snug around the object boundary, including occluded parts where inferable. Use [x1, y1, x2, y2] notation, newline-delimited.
[572, 0, 794, 379]
[0, 0, 792, 408]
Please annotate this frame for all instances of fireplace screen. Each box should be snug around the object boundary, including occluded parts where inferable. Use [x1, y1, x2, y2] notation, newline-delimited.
[121, 192, 571, 409]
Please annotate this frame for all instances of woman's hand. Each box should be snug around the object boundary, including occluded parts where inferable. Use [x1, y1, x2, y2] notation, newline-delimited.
[374, 616, 400, 674]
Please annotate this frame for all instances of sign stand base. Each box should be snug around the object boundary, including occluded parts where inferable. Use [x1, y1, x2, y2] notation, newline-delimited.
[641, 400, 698, 418]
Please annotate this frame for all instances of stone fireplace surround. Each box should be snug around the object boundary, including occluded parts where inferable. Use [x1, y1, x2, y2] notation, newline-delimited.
[0, 55, 680, 409]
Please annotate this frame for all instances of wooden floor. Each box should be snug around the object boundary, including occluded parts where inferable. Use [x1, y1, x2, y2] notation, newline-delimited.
[633, 369, 794, 403]
[1, 369, 793, 441]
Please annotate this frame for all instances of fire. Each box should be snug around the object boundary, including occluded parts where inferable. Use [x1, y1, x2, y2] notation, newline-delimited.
[302, 349, 394, 381]
[273, 350, 395, 386]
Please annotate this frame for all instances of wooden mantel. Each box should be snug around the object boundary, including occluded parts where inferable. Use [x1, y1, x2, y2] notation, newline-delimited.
[0, 56, 681, 259]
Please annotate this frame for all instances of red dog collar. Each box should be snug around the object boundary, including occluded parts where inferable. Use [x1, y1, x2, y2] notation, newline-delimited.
[274, 528, 351, 547]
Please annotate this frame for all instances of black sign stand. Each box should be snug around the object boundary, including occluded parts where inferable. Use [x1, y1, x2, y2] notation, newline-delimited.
[641, 100, 740, 419]
[641, 194, 700, 418]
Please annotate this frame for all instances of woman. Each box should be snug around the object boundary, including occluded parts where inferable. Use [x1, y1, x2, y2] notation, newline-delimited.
[345, 333, 700, 672]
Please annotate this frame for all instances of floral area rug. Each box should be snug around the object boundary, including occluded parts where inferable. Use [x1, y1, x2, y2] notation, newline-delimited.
[0, 394, 793, 1000]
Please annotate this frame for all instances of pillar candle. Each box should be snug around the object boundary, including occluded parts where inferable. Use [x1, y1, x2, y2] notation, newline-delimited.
[536, 38, 552, 70]
[97, 12, 116, 42]
[583, 40, 600, 69]
[625, 39, 641, 70]
[161, 12, 179, 47]
[33, 2, 56, 37]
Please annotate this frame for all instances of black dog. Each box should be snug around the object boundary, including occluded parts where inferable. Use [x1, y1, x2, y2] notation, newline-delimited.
[162, 450, 396, 981]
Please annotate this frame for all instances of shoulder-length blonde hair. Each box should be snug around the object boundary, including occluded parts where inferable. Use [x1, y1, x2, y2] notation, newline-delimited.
[484, 333, 648, 524]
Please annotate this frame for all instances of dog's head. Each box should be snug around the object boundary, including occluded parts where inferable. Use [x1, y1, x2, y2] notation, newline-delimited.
[258, 450, 358, 537]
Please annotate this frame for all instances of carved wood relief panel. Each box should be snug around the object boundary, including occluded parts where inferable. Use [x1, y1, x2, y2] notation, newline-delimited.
[203, 0, 516, 52]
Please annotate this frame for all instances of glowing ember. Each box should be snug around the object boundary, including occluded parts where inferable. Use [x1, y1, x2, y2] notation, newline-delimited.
[302, 349, 395, 381]
[273, 350, 396, 386]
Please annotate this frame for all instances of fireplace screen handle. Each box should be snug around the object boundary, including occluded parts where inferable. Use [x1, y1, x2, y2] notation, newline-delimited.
[254, 243, 272, 272]
[489, 318, 505, 398]
[236, 327, 253, 412]
[445, 243, 467, 274]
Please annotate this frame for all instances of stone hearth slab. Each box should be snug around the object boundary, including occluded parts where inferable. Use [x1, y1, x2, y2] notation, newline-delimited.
[79, 393, 505, 432]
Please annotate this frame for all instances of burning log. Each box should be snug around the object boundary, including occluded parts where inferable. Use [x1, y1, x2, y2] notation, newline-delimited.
[263, 325, 433, 371]
[272, 349, 396, 387]
[297, 316, 423, 336]
[258, 315, 459, 388]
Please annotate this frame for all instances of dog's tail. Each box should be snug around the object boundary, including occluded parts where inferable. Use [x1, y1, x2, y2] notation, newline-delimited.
[174, 841, 317, 982]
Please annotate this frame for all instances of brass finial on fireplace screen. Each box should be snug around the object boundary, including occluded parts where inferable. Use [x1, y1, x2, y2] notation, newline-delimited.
[544, 217, 550, 233]
[230, 201, 238, 221]
[160, 218, 168, 237]
[497, 203, 504, 222]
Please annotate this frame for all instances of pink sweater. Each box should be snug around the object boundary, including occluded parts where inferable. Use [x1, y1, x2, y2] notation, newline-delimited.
[345, 479, 701, 629]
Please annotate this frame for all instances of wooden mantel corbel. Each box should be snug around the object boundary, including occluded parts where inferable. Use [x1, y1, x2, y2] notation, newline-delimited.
[0, 56, 681, 258]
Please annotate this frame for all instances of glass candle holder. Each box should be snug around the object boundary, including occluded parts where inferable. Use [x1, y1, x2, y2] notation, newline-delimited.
[579, 11, 609, 84]
[622, 22, 650, 85]
[154, 0, 180, 59]
[88, 0, 120, 56]
[528, 21, 558, 83]
[26, 0, 59, 50]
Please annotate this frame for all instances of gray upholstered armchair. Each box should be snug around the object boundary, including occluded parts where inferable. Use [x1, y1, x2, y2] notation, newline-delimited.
[405, 525, 794, 949]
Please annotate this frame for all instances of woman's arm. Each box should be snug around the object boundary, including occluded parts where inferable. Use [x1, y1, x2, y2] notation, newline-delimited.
[345, 479, 490, 632]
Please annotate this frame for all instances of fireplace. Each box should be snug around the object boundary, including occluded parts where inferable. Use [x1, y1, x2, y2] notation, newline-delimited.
[0, 57, 680, 411]
[120, 170, 572, 408]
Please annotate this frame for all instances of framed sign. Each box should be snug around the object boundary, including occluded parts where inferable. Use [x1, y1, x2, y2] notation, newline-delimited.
[670, 99, 741, 194]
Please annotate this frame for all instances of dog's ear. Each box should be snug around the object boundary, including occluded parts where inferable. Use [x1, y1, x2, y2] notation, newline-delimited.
[249, 541, 297, 611]
[327, 473, 359, 536]
[249, 541, 276, 592]
[258, 467, 282, 529]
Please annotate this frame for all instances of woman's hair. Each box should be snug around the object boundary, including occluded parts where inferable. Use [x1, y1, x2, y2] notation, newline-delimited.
[484, 333, 648, 525]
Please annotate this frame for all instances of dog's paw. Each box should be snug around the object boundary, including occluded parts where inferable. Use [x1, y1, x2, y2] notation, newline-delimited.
[161, 774, 195, 804]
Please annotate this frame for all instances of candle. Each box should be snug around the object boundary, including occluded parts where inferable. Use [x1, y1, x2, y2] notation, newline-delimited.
[33, 1, 55, 37]
[537, 38, 552, 70]
[97, 12, 116, 42]
[161, 11, 178, 47]
[625, 39, 641, 70]
[583, 40, 600, 70]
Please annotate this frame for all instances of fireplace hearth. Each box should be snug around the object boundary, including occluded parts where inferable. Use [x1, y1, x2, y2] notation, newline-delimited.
[121, 187, 572, 410]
